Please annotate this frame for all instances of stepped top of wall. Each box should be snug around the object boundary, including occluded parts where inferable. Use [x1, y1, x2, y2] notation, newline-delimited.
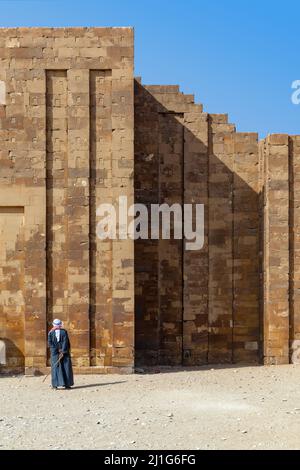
[136, 79, 300, 141]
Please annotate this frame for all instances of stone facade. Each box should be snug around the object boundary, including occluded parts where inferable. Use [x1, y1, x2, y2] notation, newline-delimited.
[134, 81, 260, 366]
[261, 135, 300, 365]
[0, 28, 134, 374]
[0, 28, 299, 374]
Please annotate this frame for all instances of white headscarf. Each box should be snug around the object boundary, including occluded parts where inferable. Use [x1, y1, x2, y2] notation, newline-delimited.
[52, 319, 62, 342]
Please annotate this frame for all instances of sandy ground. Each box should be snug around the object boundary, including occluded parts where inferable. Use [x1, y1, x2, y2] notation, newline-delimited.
[1, 364, 300, 450]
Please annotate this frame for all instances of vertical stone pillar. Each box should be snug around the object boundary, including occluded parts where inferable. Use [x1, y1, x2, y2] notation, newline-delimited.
[233, 133, 260, 362]
[183, 112, 209, 365]
[157, 112, 183, 365]
[23, 69, 47, 373]
[134, 80, 160, 366]
[67, 69, 90, 367]
[208, 115, 235, 363]
[289, 136, 300, 363]
[46, 70, 68, 328]
[159, 113, 184, 365]
[111, 70, 134, 369]
[90, 70, 113, 367]
[263, 134, 289, 365]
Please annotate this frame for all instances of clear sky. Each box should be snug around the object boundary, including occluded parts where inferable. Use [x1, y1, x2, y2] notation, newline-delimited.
[0, 0, 299, 137]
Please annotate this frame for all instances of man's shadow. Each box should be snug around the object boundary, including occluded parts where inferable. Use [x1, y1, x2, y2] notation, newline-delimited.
[71, 381, 126, 390]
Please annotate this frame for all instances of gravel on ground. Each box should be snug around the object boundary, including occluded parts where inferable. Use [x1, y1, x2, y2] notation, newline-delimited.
[1, 365, 300, 450]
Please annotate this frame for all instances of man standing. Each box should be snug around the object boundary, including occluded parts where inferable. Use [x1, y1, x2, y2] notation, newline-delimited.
[48, 319, 74, 389]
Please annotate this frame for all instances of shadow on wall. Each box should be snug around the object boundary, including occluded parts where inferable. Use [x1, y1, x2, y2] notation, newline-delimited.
[134, 80, 262, 368]
[0, 338, 24, 374]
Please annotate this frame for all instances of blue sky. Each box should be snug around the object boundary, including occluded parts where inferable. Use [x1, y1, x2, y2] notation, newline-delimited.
[0, 0, 299, 137]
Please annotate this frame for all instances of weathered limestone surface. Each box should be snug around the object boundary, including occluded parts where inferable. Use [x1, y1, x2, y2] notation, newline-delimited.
[232, 133, 260, 363]
[262, 135, 289, 365]
[183, 111, 209, 365]
[0, 27, 134, 374]
[290, 136, 300, 364]
[134, 81, 261, 366]
[0, 28, 300, 373]
[262, 135, 300, 365]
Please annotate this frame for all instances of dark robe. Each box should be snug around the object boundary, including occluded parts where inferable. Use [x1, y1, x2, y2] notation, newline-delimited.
[48, 329, 74, 388]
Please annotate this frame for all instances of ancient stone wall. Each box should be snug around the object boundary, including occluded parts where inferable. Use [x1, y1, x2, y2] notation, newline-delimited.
[0, 27, 134, 374]
[1, 28, 300, 373]
[134, 80, 261, 366]
[261, 134, 300, 365]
